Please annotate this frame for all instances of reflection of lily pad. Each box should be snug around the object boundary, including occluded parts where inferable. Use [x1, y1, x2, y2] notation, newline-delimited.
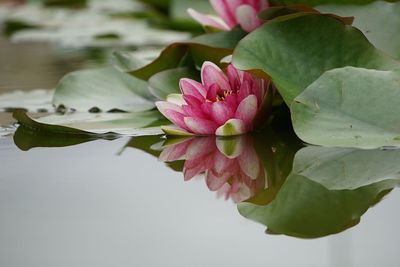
[239, 145, 400, 238]
[239, 175, 396, 238]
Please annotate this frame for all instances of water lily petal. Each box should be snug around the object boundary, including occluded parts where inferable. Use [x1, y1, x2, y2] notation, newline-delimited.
[179, 78, 207, 100]
[187, 8, 230, 30]
[215, 118, 247, 136]
[211, 101, 235, 125]
[210, 0, 242, 28]
[235, 95, 258, 129]
[201, 61, 231, 91]
[236, 5, 262, 32]
[156, 101, 188, 130]
[161, 125, 193, 136]
[206, 170, 231, 191]
[238, 145, 260, 180]
[185, 137, 216, 160]
[227, 64, 241, 91]
[184, 117, 219, 135]
[215, 135, 245, 159]
[159, 139, 192, 162]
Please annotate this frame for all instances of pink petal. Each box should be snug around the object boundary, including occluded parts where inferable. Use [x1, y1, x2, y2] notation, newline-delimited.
[238, 145, 261, 180]
[236, 5, 262, 32]
[183, 94, 202, 107]
[179, 78, 207, 100]
[210, 0, 242, 28]
[215, 119, 247, 136]
[159, 139, 192, 162]
[201, 61, 231, 91]
[206, 170, 231, 191]
[226, 64, 241, 91]
[211, 101, 235, 125]
[184, 117, 219, 135]
[185, 137, 216, 160]
[206, 83, 220, 101]
[182, 105, 208, 119]
[156, 101, 189, 130]
[184, 160, 207, 181]
[237, 80, 252, 103]
[235, 95, 258, 130]
[187, 8, 230, 30]
[212, 151, 235, 175]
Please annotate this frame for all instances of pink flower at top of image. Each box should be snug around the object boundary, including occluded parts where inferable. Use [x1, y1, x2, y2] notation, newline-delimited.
[159, 136, 267, 203]
[156, 62, 269, 136]
[188, 0, 269, 32]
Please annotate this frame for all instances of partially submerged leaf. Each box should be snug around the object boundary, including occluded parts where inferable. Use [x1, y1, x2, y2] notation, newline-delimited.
[233, 14, 399, 104]
[292, 67, 400, 148]
[0, 89, 53, 112]
[13, 110, 168, 136]
[53, 67, 155, 112]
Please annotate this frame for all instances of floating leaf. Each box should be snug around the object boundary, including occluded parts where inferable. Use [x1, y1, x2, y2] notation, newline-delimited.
[292, 67, 400, 148]
[130, 28, 247, 80]
[233, 14, 399, 104]
[239, 175, 395, 238]
[0, 89, 53, 112]
[317, 1, 400, 59]
[13, 110, 168, 136]
[148, 67, 198, 100]
[53, 67, 155, 112]
[274, 0, 393, 5]
[292, 146, 400, 190]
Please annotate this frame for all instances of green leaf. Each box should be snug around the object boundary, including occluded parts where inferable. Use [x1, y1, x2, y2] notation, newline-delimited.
[233, 14, 399, 104]
[53, 67, 155, 112]
[0, 89, 53, 112]
[130, 28, 247, 80]
[317, 1, 400, 60]
[239, 143, 400, 238]
[239, 175, 395, 238]
[292, 146, 400, 190]
[13, 109, 168, 136]
[148, 67, 198, 100]
[292, 67, 400, 148]
[273, 0, 398, 5]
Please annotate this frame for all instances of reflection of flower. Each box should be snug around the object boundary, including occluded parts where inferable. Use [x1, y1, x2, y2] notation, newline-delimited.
[188, 0, 269, 32]
[156, 62, 269, 136]
[159, 136, 267, 203]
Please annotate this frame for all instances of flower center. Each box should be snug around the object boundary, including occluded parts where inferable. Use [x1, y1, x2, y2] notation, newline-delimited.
[216, 90, 233, 102]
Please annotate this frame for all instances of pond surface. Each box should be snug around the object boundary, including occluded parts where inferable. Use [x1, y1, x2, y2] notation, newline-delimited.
[0, 38, 400, 267]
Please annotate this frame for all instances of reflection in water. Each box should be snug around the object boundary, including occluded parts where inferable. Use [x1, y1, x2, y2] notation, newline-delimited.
[12, 126, 400, 239]
[159, 136, 268, 203]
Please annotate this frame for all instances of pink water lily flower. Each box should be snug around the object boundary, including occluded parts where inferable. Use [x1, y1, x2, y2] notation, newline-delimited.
[159, 136, 267, 203]
[156, 62, 268, 136]
[188, 0, 269, 32]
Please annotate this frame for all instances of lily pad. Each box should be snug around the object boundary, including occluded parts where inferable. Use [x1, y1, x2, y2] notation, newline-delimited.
[317, 1, 400, 60]
[13, 109, 168, 136]
[233, 14, 399, 104]
[292, 67, 400, 148]
[0, 89, 53, 112]
[239, 175, 395, 238]
[53, 67, 155, 112]
[274, 0, 393, 5]
[292, 146, 400, 190]
[130, 28, 247, 80]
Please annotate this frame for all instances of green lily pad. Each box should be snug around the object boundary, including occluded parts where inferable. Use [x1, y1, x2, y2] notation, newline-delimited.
[292, 146, 400, 190]
[130, 28, 246, 80]
[317, 1, 400, 60]
[274, 0, 396, 5]
[13, 109, 168, 136]
[292, 67, 400, 148]
[0, 89, 53, 112]
[239, 175, 395, 238]
[53, 67, 155, 112]
[233, 14, 399, 104]
[148, 67, 198, 100]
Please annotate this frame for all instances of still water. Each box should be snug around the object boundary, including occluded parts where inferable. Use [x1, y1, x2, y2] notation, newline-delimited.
[0, 39, 399, 267]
